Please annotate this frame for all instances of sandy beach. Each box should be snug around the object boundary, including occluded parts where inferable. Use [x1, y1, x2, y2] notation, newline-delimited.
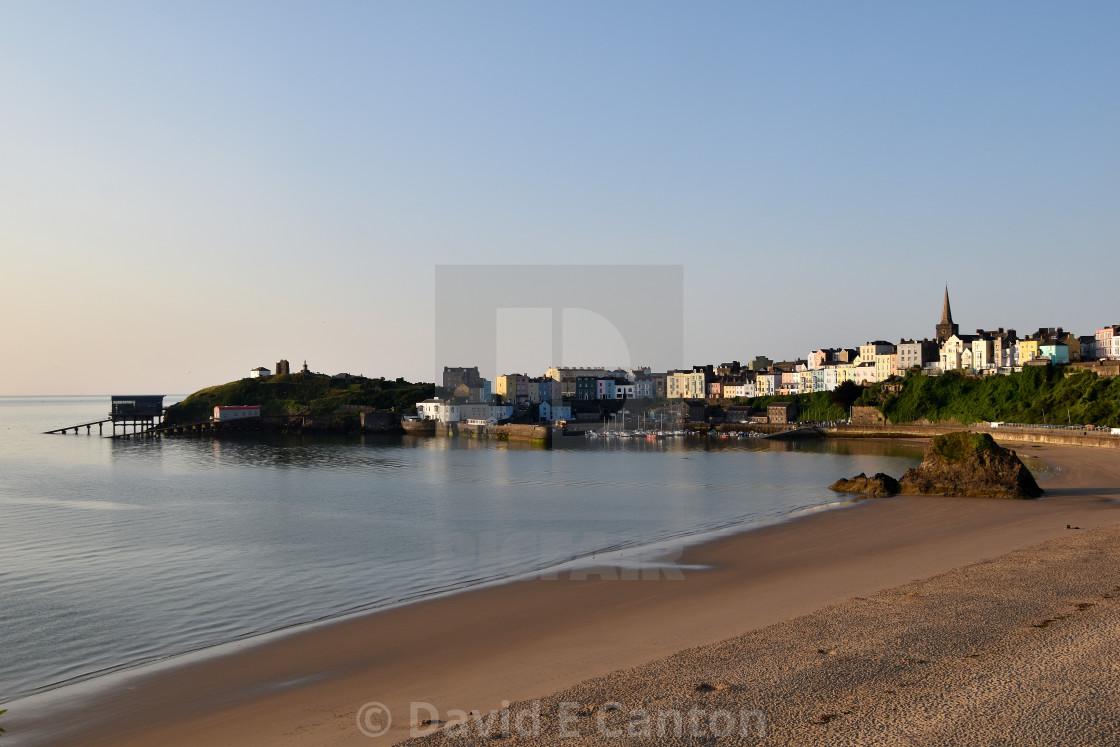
[11, 442, 1120, 746]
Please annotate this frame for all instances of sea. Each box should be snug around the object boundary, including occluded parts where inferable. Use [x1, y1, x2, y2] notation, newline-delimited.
[0, 395, 922, 705]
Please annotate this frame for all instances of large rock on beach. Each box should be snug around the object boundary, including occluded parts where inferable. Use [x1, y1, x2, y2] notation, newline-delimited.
[899, 431, 1043, 499]
[829, 472, 900, 496]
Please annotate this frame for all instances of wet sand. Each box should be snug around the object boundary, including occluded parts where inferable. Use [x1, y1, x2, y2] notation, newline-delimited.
[405, 521, 1120, 745]
[9, 443, 1120, 746]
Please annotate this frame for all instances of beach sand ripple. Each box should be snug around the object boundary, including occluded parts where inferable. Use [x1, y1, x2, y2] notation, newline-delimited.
[406, 524, 1120, 746]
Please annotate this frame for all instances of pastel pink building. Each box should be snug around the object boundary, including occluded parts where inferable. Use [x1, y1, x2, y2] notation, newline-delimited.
[1096, 325, 1120, 360]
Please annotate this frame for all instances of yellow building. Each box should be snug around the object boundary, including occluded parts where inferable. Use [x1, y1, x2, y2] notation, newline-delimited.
[493, 373, 528, 402]
[874, 353, 897, 382]
[667, 371, 706, 398]
[1018, 338, 1040, 364]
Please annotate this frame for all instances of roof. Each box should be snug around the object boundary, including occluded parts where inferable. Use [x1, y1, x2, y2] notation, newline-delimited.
[941, 286, 954, 325]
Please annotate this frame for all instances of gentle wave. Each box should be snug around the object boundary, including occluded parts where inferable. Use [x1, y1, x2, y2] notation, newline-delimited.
[0, 497, 144, 511]
[0, 400, 924, 703]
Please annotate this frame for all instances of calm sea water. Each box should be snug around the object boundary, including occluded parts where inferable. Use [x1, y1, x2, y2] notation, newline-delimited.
[0, 396, 921, 703]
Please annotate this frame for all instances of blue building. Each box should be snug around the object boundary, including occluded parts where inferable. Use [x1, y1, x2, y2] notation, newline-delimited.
[1039, 343, 1070, 365]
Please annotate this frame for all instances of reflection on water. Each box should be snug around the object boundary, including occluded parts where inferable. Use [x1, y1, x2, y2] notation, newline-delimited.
[0, 397, 922, 702]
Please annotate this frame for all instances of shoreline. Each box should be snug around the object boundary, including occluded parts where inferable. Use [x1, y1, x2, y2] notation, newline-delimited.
[0, 491, 864, 707]
[404, 521, 1120, 745]
[8, 442, 1120, 746]
[4, 437, 925, 705]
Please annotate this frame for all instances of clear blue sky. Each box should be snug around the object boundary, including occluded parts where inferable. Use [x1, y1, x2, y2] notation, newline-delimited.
[2, 1, 1117, 394]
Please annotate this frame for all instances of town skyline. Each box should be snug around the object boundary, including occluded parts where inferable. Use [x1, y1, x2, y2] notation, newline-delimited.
[435, 287, 1114, 384]
[3, 3, 1118, 395]
[11, 284, 1120, 396]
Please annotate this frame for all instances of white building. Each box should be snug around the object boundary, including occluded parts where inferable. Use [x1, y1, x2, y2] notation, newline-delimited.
[249, 367, 271, 378]
[851, 362, 877, 386]
[940, 334, 978, 371]
[416, 398, 443, 420]
[214, 405, 261, 421]
[970, 337, 995, 371]
[822, 365, 840, 392]
[416, 399, 460, 423]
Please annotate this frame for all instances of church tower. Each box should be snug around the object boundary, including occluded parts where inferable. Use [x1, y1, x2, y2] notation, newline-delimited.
[936, 286, 959, 343]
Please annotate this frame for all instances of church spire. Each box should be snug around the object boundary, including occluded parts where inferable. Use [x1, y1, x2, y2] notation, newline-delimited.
[936, 285, 959, 343]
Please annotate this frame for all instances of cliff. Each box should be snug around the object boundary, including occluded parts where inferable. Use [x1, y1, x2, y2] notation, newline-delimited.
[898, 432, 1043, 499]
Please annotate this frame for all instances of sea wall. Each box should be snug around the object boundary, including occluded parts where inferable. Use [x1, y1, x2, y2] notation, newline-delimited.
[986, 429, 1120, 449]
[825, 424, 1120, 450]
[360, 412, 401, 432]
[438, 422, 551, 443]
[688, 423, 788, 434]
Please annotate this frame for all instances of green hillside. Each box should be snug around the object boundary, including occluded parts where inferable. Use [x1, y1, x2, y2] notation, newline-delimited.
[861, 366, 1120, 427]
[165, 373, 434, 425]
[737, 366, 1120, 428]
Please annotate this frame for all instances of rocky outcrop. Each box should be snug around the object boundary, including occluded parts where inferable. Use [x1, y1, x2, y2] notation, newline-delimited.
[829, 472, 900, 496]
[898, 432, 1043, 499]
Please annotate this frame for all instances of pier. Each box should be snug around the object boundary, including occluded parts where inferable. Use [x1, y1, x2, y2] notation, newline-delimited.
[44, 395, 166, 438]
[43, 419, 112, 435]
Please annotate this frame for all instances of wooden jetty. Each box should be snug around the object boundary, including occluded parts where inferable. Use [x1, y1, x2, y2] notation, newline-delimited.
[44, 418, 112, 435]
[45, 395, 166, 438]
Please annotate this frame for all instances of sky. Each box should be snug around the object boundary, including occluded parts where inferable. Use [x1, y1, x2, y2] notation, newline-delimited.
[1, 1, 1117, 395]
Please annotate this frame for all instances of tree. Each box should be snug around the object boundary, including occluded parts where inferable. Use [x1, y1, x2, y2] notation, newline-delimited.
[831, 380, 862, 409]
